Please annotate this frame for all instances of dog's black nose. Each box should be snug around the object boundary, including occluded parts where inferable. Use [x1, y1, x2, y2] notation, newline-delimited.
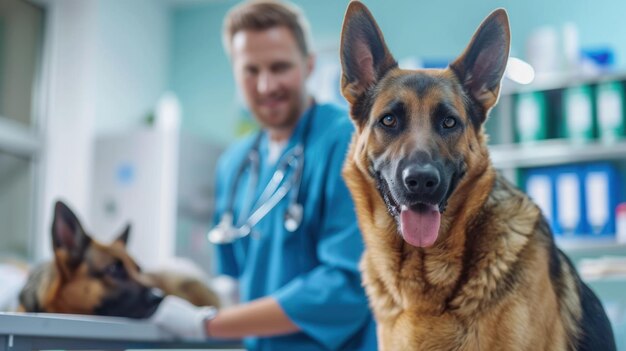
[145, 288, 165, 308]
[402, 164, 440, 195]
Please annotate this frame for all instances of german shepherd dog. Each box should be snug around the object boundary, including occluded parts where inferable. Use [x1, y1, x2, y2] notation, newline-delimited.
[339, 2, 616, 350]
[18, 201, 219, 318]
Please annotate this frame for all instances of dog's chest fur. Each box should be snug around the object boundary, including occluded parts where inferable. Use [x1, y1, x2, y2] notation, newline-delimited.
[346, 160, 572, 349]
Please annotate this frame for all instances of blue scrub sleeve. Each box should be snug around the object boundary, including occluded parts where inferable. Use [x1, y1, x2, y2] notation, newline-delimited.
[212, 155, 240, 278]
[273, 127, 370, 350]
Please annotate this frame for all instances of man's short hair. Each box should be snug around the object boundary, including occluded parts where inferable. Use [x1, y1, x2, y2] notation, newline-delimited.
[223, 0, 313, 57]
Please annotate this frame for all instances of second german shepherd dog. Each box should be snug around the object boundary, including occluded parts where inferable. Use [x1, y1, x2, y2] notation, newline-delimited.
[19, 201, 220, 318]
[339, 2, 616, 350]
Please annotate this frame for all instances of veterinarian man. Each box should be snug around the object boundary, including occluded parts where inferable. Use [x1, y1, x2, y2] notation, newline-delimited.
[152, 1, 376, 350]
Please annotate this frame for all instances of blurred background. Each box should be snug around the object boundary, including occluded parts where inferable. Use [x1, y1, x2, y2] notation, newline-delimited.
[0, 0, 625, 346]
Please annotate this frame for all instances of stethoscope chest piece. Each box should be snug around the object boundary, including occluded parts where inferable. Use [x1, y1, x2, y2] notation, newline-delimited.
[284, 203, 303, 232]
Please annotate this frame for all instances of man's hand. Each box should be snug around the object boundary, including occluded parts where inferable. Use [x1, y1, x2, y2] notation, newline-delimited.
[150, 295, 216, 341]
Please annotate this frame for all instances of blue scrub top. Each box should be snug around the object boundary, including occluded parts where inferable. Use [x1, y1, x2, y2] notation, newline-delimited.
[212, 103, 377, 351]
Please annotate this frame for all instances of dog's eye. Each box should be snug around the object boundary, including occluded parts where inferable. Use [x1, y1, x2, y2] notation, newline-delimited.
[442, 116, 457, 129]
[380, 115, 397, 128]
[105, 261, 128, 279]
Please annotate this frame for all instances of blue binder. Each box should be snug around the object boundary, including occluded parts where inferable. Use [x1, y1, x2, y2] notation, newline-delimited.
[583, 163, 620, 237]
[523, 168, 558, 234]
[553, 166, 588, 237]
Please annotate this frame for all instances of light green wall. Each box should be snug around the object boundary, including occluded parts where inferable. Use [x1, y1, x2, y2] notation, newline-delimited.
[169, 1, 239, 145]
[94, 0, 170, 135]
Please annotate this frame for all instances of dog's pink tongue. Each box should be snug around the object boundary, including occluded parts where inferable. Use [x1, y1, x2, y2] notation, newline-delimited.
[400, 205, 441, 247]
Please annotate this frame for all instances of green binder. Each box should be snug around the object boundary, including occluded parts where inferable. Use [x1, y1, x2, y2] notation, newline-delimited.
[596, 81, 626, 143]
[515, 91, 548, 143]
[562, 85, 595, 143]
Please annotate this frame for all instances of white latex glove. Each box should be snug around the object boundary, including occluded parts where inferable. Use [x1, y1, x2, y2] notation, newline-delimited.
[150, 295, 217, 341]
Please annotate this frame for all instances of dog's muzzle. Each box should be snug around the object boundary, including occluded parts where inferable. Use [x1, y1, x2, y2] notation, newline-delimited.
[376, 157, 452, 248]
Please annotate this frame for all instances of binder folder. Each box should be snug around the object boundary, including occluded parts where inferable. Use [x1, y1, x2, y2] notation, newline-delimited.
[583, 163, 619, 237]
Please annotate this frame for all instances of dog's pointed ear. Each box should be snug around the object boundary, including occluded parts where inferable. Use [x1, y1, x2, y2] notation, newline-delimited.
[340, 1, 397, 107]
[52, 201, 91, 273]
[450, 9, 510, 121]
[114, 224, 131, 246]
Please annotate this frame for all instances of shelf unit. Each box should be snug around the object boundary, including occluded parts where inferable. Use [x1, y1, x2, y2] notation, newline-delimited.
[489, 72, 626, 147]
[555, 237, 626, 253]
[487, 71, 626, 178]
[489, 139, 626, 169]
[486, 73, 626, 255]
[501, 71, 626, 96]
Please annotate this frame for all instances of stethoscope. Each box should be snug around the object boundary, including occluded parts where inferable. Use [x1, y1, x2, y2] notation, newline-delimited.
[207, 103, 316, 244]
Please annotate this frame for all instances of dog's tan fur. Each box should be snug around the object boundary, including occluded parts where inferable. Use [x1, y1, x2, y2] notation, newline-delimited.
[339, 2, 614, 350]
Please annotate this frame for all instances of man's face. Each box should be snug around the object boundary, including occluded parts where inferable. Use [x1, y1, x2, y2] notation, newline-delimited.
[231, 26, 313, 133]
